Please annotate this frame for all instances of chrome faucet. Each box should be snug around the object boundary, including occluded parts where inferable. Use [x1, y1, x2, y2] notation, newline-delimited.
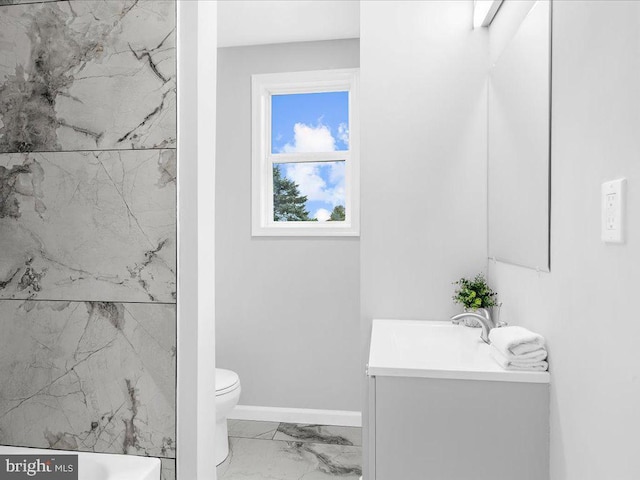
[451, 308, 495, 344]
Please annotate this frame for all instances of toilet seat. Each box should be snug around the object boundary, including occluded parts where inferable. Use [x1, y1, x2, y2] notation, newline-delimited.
[216, 368, 240, 396]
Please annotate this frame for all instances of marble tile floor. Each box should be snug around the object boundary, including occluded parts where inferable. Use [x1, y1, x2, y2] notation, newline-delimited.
[218, 421, 362, 480]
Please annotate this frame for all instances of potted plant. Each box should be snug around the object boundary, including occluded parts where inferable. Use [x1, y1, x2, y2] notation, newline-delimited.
[452, 273, 499, 327]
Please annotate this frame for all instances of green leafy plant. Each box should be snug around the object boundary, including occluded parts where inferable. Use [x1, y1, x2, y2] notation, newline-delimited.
[452, 273, 497, 309]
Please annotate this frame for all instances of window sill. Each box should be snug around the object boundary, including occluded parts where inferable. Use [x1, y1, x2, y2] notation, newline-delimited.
[252, 223, 360, 237]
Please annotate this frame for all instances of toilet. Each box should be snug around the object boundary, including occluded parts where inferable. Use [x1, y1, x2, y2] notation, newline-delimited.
[215, 368, 241, 466]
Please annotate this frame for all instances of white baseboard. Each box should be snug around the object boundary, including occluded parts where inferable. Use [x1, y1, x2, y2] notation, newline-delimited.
[228, 405, 362, 427]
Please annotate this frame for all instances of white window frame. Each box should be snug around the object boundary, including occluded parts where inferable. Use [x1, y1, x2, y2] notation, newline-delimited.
[251, 69, 360, 237]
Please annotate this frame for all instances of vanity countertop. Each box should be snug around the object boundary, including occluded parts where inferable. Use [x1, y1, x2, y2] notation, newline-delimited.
[368, 319, 550, 384]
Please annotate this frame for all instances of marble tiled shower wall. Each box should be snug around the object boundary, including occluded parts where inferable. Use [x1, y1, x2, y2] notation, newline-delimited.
[0, 0, 177, 478]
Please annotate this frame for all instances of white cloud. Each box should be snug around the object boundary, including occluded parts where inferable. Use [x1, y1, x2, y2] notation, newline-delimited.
[314, 208, 331, 222]
[281, 122, 336, 153]
[284, 163, 327, 201]
[283, 162, 345, 207]
[279, 121, 346, 209]
[328, 161, 345, 185]
[337, 122, 349, 147]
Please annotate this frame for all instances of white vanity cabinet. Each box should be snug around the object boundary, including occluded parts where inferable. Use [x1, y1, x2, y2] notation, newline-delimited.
[366, 320, 550, 480]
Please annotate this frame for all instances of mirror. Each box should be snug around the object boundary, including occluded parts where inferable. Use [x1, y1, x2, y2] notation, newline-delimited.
[488, 0, 551, 271]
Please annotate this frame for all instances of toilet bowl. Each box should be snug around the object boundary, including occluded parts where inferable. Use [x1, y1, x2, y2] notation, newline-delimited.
[215, 368, 241, 466]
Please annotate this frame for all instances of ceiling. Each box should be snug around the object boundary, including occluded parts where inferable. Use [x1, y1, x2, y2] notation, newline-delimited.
[217, 0, 360, 48]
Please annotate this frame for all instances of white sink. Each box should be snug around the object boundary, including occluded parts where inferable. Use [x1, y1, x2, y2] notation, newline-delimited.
[0, 446, 161, 480]
[368, 319, 550, 384]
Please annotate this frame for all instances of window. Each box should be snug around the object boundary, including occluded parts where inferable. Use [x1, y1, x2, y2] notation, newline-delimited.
[252, 69, 359, 236]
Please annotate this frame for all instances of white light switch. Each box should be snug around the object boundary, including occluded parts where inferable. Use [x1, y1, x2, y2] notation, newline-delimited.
[601, 178, 626, 243]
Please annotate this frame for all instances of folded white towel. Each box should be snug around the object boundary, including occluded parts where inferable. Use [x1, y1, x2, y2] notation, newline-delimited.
[490, 345, 549, 371]
[497, 346, 547, 363]
[489, 326, 546, 356]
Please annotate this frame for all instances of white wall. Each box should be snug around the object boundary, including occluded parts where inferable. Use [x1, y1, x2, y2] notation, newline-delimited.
[360, 0, 488, 327]
[177, 1, 217, 479]
[215, 40, 361, 412]
[359, 2, 488, 475]
[488, 1, 640, 479]
[489, 0, 537, 66]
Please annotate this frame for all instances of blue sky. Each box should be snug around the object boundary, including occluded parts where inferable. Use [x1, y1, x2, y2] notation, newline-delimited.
[272, 91, 349, 221]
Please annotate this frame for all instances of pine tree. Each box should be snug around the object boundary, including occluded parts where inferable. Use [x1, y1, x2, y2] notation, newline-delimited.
[328, 205, 346, 221]
[273, 165, 311, 221]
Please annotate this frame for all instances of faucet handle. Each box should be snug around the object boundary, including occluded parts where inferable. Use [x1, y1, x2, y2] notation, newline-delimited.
[495, 321, 508, 328]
